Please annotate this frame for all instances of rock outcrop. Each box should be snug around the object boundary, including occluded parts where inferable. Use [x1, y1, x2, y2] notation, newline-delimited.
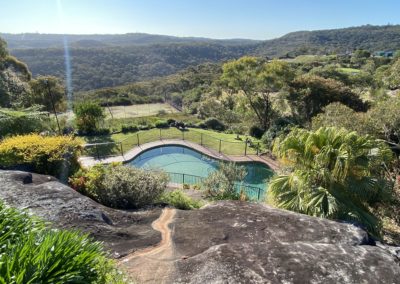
[0, 170, 162, 257]
[172, 202, 400, 283]
[1, 170, 399, 283]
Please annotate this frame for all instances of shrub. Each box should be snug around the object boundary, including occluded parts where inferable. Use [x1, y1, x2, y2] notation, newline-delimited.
[70, 164, 168, 209]
[261, 117, 294, 149]
[0, 134, 82, 180]
[0, 108, 48, 138]
[196, 122, 207, 129]
[249, 125, 264, 139]
[0, 202, 125, 284]
[167, 118, 176, 125]
[95, 128, 111, 135]
[204, 117, 225, 131]
[159, 190, 203, 210]
[203, 162, 247, 200]
[73, 101, 105, 134]
[175, 121, 186, 129]
[155, 120, 169, 129]
[121, 124, 139, 133]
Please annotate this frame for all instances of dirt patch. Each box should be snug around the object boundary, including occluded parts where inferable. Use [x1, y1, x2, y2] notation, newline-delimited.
[120, 208, 177, 283]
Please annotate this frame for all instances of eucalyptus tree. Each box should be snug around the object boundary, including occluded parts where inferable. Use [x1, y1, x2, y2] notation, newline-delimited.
[269, 127, 393, 235]
[29, 76, 66, 112]
[221, 56, 294, 131]
[287, 75, 367, 123]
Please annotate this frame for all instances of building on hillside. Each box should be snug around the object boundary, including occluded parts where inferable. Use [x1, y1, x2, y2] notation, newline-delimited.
[373, 50, 395, 57]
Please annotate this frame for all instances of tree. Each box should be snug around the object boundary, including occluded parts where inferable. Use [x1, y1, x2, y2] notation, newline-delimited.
[383, 57, 400, 90]
[29, 76, 66, 112]
[287, 75, 367, 122]
[221, 57, 294, 131]
[204, 162, 247, 200]
[366, 97, 400, 147]
[311, 102, 366, 134]
[351, 49, 371, 67]
[0, 37, 8, 59]
[73, 102, 105, 134]
[269, 127, 393, 235]
[0, 39, 32, 108]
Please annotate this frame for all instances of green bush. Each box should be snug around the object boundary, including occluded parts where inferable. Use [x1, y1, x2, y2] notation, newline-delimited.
[204, 117, 225, 131]
[249, 125, 264, 139]
[0, 108, 49, 138]
[159, 190, 203, 210]
[0, 202, 125, 284]
[203, 162, 247, 200]
[155, 120, 169, 129]
[73, 101, 105, 135]
[70, 164, 168, 209]
[121, 124, 139, 133]
[0, 134, 83, 181]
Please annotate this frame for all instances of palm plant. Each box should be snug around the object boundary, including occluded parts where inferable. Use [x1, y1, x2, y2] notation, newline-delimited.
[269, 127, 393, 236]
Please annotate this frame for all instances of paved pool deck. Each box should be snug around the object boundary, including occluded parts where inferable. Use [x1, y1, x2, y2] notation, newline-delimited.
[79, 139, 280, 171]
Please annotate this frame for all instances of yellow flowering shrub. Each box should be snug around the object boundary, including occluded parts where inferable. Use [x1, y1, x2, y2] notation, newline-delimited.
[0, 134, 83, 179]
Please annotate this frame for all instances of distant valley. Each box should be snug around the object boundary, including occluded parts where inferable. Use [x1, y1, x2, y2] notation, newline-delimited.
[2, 24, 400, 91]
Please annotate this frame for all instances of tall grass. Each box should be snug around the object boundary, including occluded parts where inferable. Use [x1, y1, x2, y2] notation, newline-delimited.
[0, 202, 126, 284]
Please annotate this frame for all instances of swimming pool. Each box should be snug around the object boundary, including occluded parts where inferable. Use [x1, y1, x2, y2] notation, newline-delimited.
[128, 145, 274, 193]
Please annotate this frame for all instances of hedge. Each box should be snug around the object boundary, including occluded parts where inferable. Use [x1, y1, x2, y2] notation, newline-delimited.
[0, 134, 83, 180]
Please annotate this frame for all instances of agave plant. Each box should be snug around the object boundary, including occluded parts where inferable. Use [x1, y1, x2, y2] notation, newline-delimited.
[269, 127, 393, 236]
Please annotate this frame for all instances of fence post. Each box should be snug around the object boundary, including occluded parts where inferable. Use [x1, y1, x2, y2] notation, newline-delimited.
[219, 139, 222, 153]
[183, 173, 185, 184]
[120, 142, 124, 156]
[245, 141, 247, 156]
[182, 131, 185, 140]
[200, 133, 203, 145]
[256, 142, 260, 155]
[159, 129, 162, 140]
[95, 144, 100, 160]
[137, 133, 140, 146]
[258, 188, 261, 201]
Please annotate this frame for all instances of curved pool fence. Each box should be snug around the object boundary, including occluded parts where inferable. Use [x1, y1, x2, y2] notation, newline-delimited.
[128, 145, 274, 201]
[83, 127, 262, 158]
[165, 172, 265, 201]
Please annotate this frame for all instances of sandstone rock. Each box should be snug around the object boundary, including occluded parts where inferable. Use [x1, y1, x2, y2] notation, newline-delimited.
[0, 170, 161, 257]
[172, 201, 400, 284]
[1, 170, 399, 283]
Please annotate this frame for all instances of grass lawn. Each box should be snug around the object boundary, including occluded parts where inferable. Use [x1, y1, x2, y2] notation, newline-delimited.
[293, 55, 336, 64]
[102, 112, 201, 132]
[53, 103, 179, 122]
[105, 103, 178, 119]
[338, 67, 361, 74]
[83, 127, 261, 157]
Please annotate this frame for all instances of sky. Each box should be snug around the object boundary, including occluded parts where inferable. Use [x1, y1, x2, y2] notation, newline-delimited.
[0, 0, 399, 40]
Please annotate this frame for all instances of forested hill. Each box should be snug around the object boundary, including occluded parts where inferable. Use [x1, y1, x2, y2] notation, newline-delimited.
[9, 43, 252, 91]
[3, 25, 400, 91]
[255, 25, 400, 57]
[0, 33, 260, 49]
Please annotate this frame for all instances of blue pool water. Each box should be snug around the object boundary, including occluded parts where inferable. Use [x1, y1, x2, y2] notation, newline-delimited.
[128, 145, 274, 191]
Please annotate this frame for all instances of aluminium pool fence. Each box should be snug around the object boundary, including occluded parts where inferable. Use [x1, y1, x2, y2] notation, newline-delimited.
[166, 172, 266, 201]
[83, 127, 262, 159]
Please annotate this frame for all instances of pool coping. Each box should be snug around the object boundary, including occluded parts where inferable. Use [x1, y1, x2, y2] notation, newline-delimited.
[79, 139, 280, 171]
